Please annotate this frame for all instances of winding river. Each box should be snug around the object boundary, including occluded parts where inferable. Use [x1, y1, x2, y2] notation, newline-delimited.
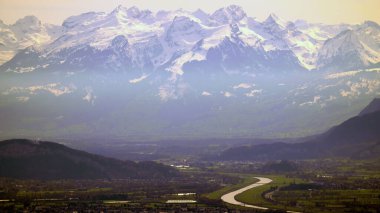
[221, 177, 273, 210]
[221, 177, 301, 213]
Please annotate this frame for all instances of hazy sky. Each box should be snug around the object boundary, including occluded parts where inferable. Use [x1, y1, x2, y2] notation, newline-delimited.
[0, 0, 379, 25]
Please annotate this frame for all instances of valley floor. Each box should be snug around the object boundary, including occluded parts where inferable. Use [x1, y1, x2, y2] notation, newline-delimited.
[1, 159, 380, 212]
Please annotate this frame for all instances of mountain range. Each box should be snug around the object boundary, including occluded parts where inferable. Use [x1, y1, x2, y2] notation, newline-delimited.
[1, 5, 379, 73]
[0, 5, 380, 140]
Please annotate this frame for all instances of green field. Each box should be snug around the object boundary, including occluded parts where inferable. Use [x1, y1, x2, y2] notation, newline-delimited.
[273, 189, 380, 213]
[16, 187, 112, 197]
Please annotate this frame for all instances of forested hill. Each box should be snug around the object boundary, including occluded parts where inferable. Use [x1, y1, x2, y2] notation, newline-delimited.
[0, 139, 178, 180]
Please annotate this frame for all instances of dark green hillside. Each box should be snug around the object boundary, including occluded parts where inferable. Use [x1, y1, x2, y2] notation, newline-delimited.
[0, 139, 178, 180]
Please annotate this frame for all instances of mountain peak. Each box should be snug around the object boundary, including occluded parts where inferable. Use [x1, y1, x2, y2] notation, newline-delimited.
[264, 13, 287, 27]
[128, 6, 152, 18]
[192, 9, 209, 21]
[14, 15, 41, 27]
[262, 13, 288, 33]
[226, 4, 245, 13]
[12, 15, 43, 33]
[362, 20, 380, 29]
[63, 11, 103, 28]
[293, 19, 308, 27]
[210, 5, 246, 24]
[110, 5, 129, 17]
[126, 6, 140, 17]
[267, 13, 279, 21]
[193, 8, 207, 15]
[317, 27, 379, 71]
[112, 5, 128, 12]
[110, 5, 152, 21]
[167, 15, 201, 35]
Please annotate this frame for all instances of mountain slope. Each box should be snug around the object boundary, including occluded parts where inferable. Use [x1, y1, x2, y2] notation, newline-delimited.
[219, 98, 380, 160]
[359, 98, 380, 116]
[317, 21, 380, 71]
[0, 139, 178, 179]
[0, 16, 63, 65]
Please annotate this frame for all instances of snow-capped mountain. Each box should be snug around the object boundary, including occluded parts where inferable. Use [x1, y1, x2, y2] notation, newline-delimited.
[210, 5, 247, 24]
[0, 16, 63, 65]
[0, 5, 380, 76]
[1, 5, 380, 141]
[317, 21, 380, 71]
[4, 5, 379, 76]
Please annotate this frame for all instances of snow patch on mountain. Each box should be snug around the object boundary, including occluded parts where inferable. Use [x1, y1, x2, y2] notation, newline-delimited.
[221, 91, 233, 97]
[158, 83, 188, 101]
[167, 51, 206, 80]
[245, 89, 262, 97]
[83, 87, 96, 104]
[2, 83, 75, 97]
[299, 96, 321, 106]
[233, 83, 253, 89]
[201, 91, 212, 96]
[129, 74, 149, 83]
[340, 78, 380, 98]
[326, 68, 380, 79]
